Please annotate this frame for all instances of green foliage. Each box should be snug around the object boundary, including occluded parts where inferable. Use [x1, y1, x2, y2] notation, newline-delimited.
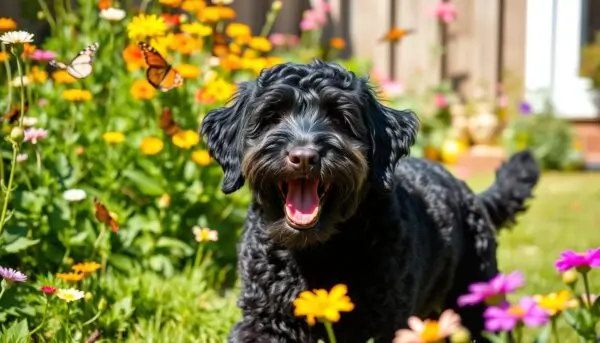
[580, 31, 600, 90]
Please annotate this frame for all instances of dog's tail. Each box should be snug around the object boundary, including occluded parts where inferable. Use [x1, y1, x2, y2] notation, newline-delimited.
[477, 150, 540, 230]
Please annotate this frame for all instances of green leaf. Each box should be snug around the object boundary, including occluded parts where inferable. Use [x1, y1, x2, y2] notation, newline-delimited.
[481, 332, 506, 343]
[155, 237, 194, 257]
[534, 322, 551, 343]
[122, 169, 165, 196]
[591, 296, 600, 317]
[2, 237, 40, 253]
[0, 319, 29, 343]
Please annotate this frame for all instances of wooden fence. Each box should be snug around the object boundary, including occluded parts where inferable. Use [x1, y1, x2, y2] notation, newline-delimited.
[232, 0, 527, 99]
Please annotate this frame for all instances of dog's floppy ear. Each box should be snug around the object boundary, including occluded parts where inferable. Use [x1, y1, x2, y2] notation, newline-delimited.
[200, 81, 255, 194]
[360, 81, 419, 191]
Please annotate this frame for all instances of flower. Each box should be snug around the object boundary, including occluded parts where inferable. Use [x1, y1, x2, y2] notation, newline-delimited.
[0, 266, 27, 283]
[329, 37, 346, 50]
[11, 76, 29, 87]
[71, 262, 101, 275]
[40, 285, 57, 295]
[200, 6, 236, 22]
[211, 0, 234, 4]
[191, 149, 211, 166]
[29, 66, 48, 83]
[226, 22, 251, 39]
[457, 271, 524, 307]
[56, 288, 85, 302]
[0, 51, 9, 62]
[22, 116, 38, 126]
[201, 77, 236, 102]
[16, 154, 28, 162]
[130, 79, 157, 100]
[21, 43, 36, 58]
[23, 128, 48, 144]
[248, 36, 272, 52]
[393, 309, 462, 343]
[102, 132, 125, 144]
[430, 1, 457, 24]
[534, 290, 572, 316]
[182, 0, 206, 13]
[518, 101, 532, 115]
[567, 293, 598, 309]
[269, 33, 287, 46]
[434, 93, 447, 108]
[140, 137, 164, 155]
[484, 297, 549, 331]
[63, 189, 87, 202]
[122, 43, 146, 71]
[52, 70, 77, 84]
[181, 22, 213, 36]
[127, 14, 167, 40]
[172, 130, 200, 149]
[99, 8, 126, 21]
[169, 33, 201, 54]
[293, 284, 355, 326]
[562, 269, 578, 285]
[98, 0, 111, 10]
[62, 89, 92, 102]
[159, 0, 182, 6]
[555, 248, 600, 273]
[56, 272, 84, 282]
[0, 30, 34, 45]
[30, 49, 56, 61]
[0, 18, 17, 31]
[175, 64, 201, 79]
[192, 226, 218, 242]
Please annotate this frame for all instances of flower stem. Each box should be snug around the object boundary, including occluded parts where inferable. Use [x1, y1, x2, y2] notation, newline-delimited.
[323, 321, 337, 343]
[37, 0, 57, 33]
[0, 286, 6, 301]
[260, 1, 283, 37]
[551, 316, 560, 343]
[194, 244, 204, 268]
[581, 272, 592, 311]
[1, 44, 12, 113]
[30, 296, 50, 336]
[514, 323, 523, 343]
[64, 303, 72, 341]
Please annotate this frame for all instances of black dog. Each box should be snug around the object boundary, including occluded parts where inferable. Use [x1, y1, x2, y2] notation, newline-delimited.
[201, 60, 540, 343]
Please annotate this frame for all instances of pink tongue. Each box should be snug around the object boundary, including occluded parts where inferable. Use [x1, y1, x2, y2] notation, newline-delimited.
[285, 178, 320, 226]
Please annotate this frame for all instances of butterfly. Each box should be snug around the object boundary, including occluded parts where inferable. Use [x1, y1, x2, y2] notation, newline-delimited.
[49, 43, 99, 79]
[379, 27, 414, 43]
[159, 107, 181, 136]
[211, 31, 230, 57]
[1, 101, 29, 124]
[93, 198, 118, 233]
[138, 42, 183, 92]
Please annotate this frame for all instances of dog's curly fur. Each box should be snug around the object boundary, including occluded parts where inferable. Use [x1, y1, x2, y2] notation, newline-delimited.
[201, 60, 540, 343]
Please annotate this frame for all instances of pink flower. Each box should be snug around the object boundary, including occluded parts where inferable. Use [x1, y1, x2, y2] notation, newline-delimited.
[457, 271, 524, 307]
[269, 33, 287, 46]
[0, 266, 27, 283]
[30, 49, 57, 61]
[23, 128, 48, 144]
[484, 297, 549, 331]
[381, 80, 404, 97]
[300, 11, 319, 31]
[555, 248, 600, 273]
[393, 309, 462, 343]
[430, 1, 457, 24]
[434, 93, 447, 108]
[40, 285, 57, 295]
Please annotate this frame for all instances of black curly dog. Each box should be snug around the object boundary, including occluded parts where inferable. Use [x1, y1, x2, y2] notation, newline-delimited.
[201, 60, 540, 343]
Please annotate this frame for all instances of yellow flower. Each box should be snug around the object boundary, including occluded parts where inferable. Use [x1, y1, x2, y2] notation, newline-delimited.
[181, 22, 212, 36]
[534, 290, 572, 316]
[122, 43, 146, 71]
[0, 18, 17, 31]
[172, 130, 199, 149]
[52, 70, 77, 84]
[71, 262, 102, 275]
[182, 0, 205, 13]
[242, 48, 260, 59]
[203, 77, 236, 102]
[191, 149, 211, 166]
[0, 51, 9, 62]
[192, 226, 218, 242]
[248, 36, 272, 52]
[150, 33, 175, 57]
[130, 79, 157, 100]
[293, 284, 355, 326]
[226, 22, 251, 39]
[242, 57, 269, 76]
[29, 66, 48, 84]
[62, 89, 92, 102]
[220, 54, 242, 70]
[102, 132, 125, 144]
[169, 33, 201, 55]
[56, 288, 85, 302]
[159, 0, 182, 6]
[200, 6, 236, 22]
[56, 272, 84, 282]
[140, 137, 164, 155]
[176, 64, 201, 79]
[127, 14, 167, 40]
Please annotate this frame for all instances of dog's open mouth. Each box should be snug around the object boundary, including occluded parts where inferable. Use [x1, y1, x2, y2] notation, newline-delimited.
[279, 177, 329, 229]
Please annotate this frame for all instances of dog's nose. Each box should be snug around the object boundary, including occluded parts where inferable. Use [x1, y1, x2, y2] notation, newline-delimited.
[287, 147, 319, 171]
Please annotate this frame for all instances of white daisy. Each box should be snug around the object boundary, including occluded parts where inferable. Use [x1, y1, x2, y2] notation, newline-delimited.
[0, 30, 34, 45]
[62, 189, 87, 202]
[192, 226, 219, 243]
[56, 288, 85, 302]
[10, 76, 29, 87]
[99, 8, 126, 22]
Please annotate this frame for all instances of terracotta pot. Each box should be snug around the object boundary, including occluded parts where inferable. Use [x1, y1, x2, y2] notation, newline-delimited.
[467, 103, 500, 146]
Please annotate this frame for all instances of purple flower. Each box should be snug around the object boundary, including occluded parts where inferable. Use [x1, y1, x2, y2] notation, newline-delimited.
[30, 49, 57, 61]
[0, 266, 27, 283]
[23, 128, 48, 144]
[484, 297, 549, 331]
[457, 271, 525, 307]
[555, 248, 600, 273]
[518, 101, 532, 115]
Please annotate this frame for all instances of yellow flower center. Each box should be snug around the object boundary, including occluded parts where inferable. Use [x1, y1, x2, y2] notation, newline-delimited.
[420, 321, 442, 342]
[507, 306, 526, 318]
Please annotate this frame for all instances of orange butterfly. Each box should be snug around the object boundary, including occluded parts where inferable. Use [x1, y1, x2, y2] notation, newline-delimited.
[1, 101, 28, 124]
[93, 198, 118, 233]
[159, 107, 181, 136]
[138, 42, 183, 92]
[211, 31, 230, 57]
[379, 27, 414, 43]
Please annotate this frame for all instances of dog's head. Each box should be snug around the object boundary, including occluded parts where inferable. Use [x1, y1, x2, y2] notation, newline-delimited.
[201, 61, 418, 248]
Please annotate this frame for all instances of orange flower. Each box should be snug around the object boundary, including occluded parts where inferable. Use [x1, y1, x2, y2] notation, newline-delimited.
[22, 43, 36, 58]
[29, 66, 48, 84]
[122, 43, 146, 71]
[176, 64, 201, 79]
[71, 262, 102, 275]
[0, 17, 17, 31]
[217, 6, 236, 20]
[182, 0, 205, 13]
[56, 272, 84, 282]
[98, 0, 111, 10]
[330, 37, 346, 50]
[195, 89, 215, 105]
[130, 79, 157, 100]
[159, 0, 182, 7]
[161, 13, 181, 27]
[226, 22, 251, 39]
[248, 37, 272, 52]
[220, 54, 242, 70]
[0, 51, 9, 62]
[200, 6, 236, 22]
[191, 149, 211, 166]
[52, 70, 77, 84]
[170, 34, 201, 55]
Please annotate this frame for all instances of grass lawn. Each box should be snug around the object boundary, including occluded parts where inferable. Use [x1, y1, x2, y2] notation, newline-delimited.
[467, 171, 600, 341]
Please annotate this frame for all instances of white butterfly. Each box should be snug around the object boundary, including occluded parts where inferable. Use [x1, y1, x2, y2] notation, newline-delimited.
[49, 43, 99, 79]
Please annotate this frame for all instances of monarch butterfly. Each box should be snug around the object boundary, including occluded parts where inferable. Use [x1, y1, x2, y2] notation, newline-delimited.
[138, 42, 183, 92]
[379, 27, 414, 43]
[159, 107, 181, 136]
[93, 198, 118, 233]
[49, 43, 99, 79]
[1, 101, 29, 124]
